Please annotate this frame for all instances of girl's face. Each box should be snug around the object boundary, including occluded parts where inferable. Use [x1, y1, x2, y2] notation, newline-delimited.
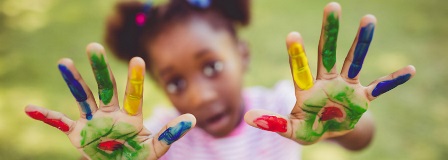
[146, 18, 248, 137]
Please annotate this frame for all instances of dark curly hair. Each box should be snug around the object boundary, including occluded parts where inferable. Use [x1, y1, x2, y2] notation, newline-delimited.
[104, 0, 251, 75]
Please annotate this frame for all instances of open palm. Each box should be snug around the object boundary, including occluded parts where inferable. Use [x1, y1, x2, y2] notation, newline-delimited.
[25, 43, 196, 159]
[245, 2, 415, 144]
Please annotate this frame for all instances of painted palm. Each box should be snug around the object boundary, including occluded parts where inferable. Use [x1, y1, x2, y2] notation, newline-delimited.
[247, 2, 415, 144]
[25, 43, 195, 160]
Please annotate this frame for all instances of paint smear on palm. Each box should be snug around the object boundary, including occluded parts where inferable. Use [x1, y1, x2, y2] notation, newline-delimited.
[80, 117, 149, 159]
[253, 115, 287, 132]
[296, 80, 368, 142]
[322, 12, 339, 73]
[26, 111, 70, 132]
[158, 121, 192, 145]
[124, 65, 144, 115]
[90, 53, 114, 105]
[58, 64, 93, 120]
[372, 74, 411, 97]
[348, 23, 375, 78]
[288, 43, 313, 90]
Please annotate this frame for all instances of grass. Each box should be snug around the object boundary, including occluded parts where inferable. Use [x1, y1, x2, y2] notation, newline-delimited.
[0, 0, 447, 159]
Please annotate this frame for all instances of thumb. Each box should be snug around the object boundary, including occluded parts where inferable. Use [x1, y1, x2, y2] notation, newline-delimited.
[244, 109, 293, 139]
[150, 114, 196, 159]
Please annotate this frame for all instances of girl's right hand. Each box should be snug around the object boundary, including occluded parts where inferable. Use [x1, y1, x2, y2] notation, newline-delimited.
[24, 43, 196, 160]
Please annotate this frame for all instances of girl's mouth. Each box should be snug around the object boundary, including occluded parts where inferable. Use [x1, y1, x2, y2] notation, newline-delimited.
[204, 111, 231, 132]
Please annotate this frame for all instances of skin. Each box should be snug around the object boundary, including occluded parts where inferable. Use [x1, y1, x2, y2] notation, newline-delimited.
[25, 2, 416, 158]
[244, 2, 416, 149]
[25, 43, 196, 160]
[146, 17, 249, 138]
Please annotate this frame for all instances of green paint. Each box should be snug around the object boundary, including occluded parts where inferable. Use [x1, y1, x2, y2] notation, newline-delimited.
[295, 80, 368, 142]
[91, 53, 114, 105]
[322, 12, 339, 73]
[80, 118, 150, 160]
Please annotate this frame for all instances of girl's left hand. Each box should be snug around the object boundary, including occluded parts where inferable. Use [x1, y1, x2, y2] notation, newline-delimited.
[244, 2, 416, 145]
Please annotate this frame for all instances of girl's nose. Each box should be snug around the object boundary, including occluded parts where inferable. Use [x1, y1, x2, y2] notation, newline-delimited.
[188, 79, 218, 109]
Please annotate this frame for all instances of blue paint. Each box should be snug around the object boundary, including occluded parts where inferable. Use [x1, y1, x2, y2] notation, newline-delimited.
[372, 74, 411, 97]
[348, 23, 375, 79]
[58, 64, 93, 120]
[187, 0, 211, 9]
[158, 121, 192, 145]
[80, 101, 93, 120]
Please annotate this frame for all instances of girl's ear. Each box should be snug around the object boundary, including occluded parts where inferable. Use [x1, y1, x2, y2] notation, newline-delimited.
[237, 40, 250, 72]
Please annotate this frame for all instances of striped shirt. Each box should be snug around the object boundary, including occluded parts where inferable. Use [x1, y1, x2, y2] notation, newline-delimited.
[144, 81, 301, 160]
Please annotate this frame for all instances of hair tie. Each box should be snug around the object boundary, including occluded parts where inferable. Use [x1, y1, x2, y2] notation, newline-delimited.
[187, 0, 211, 9]
[136, 2, 152, 27]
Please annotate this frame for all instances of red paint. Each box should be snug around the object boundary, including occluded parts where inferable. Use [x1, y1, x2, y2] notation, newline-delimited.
[98, 140, 123, 151]
[320, 107, 343, 121]
[26, 111, 70, 132]
[253, 115, 287, 133]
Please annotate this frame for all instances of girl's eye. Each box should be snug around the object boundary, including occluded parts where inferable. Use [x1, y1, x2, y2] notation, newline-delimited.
[203, 61, 224, 77]
[166, 77, 186, 94]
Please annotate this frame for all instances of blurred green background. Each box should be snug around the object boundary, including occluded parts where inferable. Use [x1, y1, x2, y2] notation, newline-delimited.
[0, 0, 447, 159]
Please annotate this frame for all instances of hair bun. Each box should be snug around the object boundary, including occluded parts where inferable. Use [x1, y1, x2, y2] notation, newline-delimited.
[105, 1, 147, 61]
[212, 0, 251, 26]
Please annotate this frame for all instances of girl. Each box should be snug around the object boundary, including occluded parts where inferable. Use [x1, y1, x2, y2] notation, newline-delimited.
[24, 0, 416, 159]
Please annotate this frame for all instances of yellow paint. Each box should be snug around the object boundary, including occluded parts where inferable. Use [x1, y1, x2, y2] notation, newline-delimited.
[124, 65, 144, 115]
[288, 43, 313, 90]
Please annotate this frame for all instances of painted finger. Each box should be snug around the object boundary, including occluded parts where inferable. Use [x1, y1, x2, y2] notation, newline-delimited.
[150, 114, 196, 159]
[123, 57, 145, 116]
[244, 109, 292, 138]
[244, 109, 289, 133]
[341, 15, 376, 81]
[245, 109, 326, 145]
[366, 65, 416, 101]
[286, 32, 314, 90]
[58, 58, 98, 120]
[25, 105, 75, 134]
[317, 2, 341, 79]
[86, 43, 119, 111]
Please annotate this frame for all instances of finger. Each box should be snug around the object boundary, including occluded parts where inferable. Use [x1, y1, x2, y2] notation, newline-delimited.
[25, 105, 76, 134]
[86, 43, 119, 111]
[58, 58, 98, 120]
[123, 57, 145, 116]
[366, 65, 416, 101]
[244, 109, 292, 138]
[317, 2, 341, 79]
[245, 109, 337, 145]
[150, 114, 196, 159]
[341, 15, 377, 81]
[286, 32, 314, 90]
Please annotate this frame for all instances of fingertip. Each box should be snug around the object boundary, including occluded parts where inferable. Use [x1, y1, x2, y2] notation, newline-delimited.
[130, 57, 146, 65]
[325, 2, 342, 14]
[86, 42, 105, 55]
[361, 14, 377, 26]
[24, 104, 36, 112]
[286, 32, 303, 48]
[243, 110, 255, 125]
[406, 65, 417, 77]
[407, 65, 416, 73]
[57, 58, 73, 66]
[129, 57, 146, 71]
[24, 105, 45, 120]
[181, 113, 197, 127]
